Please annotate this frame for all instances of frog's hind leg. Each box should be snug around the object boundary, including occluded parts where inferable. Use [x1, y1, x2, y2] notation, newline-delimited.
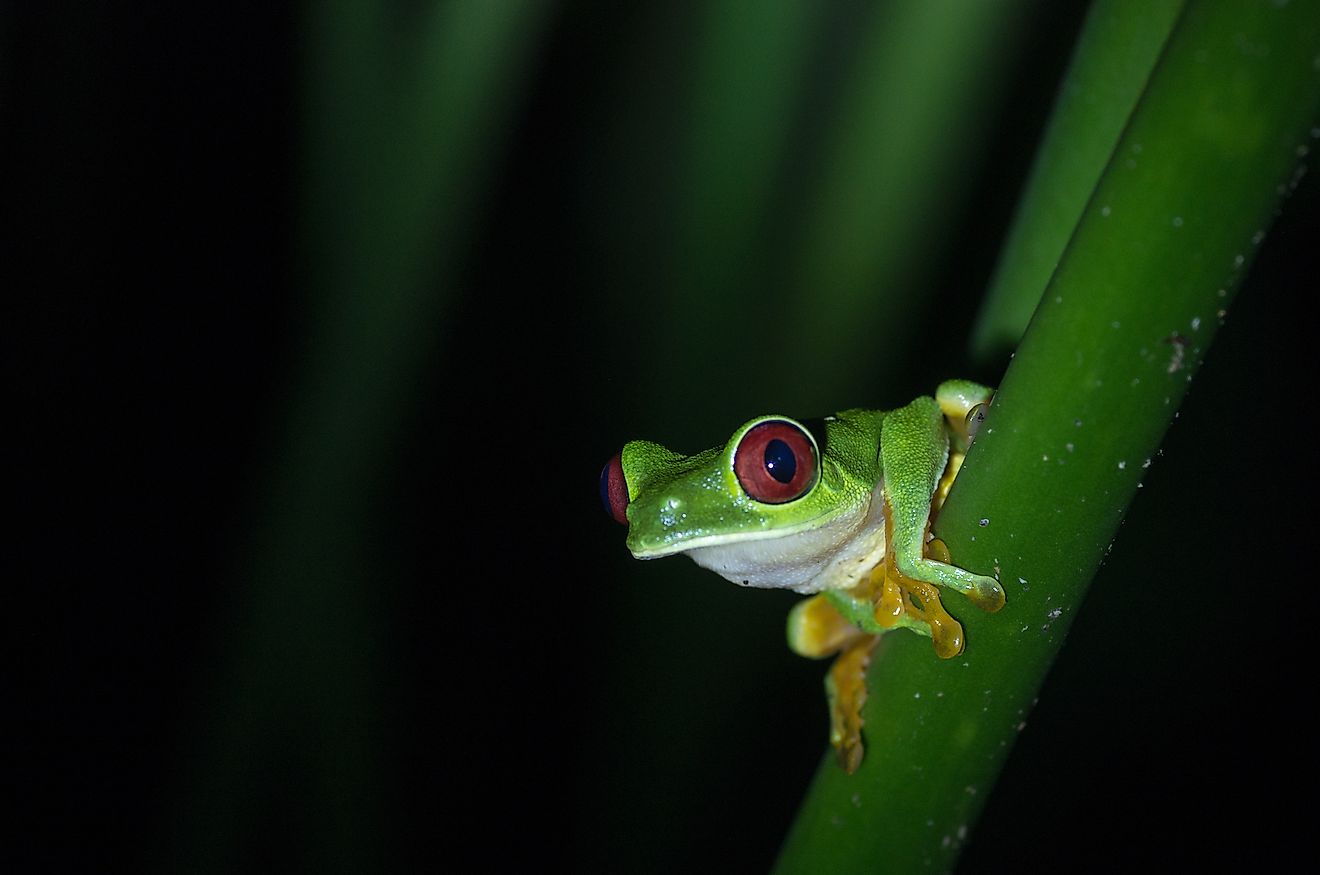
[788, 595, 877, 773]
[787, 593, 867, 658]
[825, 635, 880, 774]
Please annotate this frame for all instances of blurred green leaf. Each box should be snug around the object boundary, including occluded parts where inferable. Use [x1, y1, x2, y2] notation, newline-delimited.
[168, 3, 549, 869]
[785, 0, 1036, 406]
[971, 0, 1184, 360]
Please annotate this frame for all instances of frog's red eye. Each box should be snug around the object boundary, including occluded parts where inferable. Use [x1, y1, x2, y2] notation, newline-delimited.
[600, 452, 629, 525]
[734, 420, 818, 504]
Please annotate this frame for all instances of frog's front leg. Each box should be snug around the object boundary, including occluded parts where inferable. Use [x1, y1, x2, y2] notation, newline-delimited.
[881, 395, 1006, 613]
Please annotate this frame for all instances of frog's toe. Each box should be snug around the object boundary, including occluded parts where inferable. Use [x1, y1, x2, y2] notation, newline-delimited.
[899, 580, 965, 658]
[969, 575, 1006, 613]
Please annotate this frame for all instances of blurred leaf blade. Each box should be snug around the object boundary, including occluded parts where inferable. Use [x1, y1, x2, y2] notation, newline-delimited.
[971, 0, 1185, 361]
[681, 0, 819, 287]
[775, 2, 1320, 872]
[167, 3, 550, 869]
[784, 0, 1037, 405]
[662, 0, 825, 427]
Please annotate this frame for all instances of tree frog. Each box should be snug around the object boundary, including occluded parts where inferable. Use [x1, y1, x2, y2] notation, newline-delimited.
[600, 380, 1005, 773]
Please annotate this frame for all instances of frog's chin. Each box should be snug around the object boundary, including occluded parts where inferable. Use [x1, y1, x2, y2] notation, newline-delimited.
[634, 483, 888, 595]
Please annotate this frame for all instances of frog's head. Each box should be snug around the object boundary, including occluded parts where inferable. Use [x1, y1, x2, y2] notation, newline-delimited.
[600, 415, 866, 562]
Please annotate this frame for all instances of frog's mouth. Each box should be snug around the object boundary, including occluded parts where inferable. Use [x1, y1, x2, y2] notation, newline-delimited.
[623, 501, 849, 561]
[626, 490, 883, 594]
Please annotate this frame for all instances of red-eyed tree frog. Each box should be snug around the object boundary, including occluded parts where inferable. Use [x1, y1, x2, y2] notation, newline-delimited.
[600, 380, 1005, 772]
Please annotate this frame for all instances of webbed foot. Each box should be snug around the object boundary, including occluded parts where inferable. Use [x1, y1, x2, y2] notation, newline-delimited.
[874, 551, 965, 658]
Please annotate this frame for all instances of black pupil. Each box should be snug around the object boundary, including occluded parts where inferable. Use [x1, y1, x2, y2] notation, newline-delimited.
[763, 438, 797, 483]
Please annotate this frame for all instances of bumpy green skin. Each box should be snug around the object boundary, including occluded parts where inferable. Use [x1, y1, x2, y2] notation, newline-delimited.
[617, 380, 1003, 610]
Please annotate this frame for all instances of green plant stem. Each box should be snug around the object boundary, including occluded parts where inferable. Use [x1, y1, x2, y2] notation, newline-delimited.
[774, 3, 1320, 872]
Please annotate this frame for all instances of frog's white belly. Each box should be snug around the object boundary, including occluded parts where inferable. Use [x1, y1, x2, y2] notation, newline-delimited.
[684, 482, 887, 594]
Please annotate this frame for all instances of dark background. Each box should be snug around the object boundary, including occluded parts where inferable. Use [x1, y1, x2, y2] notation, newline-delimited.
[10, 3, 1316, 872]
